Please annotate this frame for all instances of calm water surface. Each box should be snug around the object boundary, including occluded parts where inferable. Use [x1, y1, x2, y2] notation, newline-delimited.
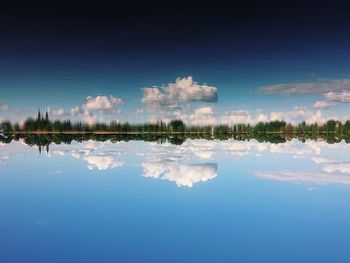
[1, 138, 350, 262]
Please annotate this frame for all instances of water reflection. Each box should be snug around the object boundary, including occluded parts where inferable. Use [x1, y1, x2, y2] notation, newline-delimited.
[1, 135, 350, 188]
[141, 141, 217, 187]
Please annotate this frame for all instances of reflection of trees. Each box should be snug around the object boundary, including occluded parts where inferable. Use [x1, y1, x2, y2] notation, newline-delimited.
[0, 134, 12, 144]
[3, 115, 350, 135]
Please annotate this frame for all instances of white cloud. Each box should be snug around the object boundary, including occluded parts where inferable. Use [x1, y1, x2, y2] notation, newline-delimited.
[323, 162, 350, 174]
[248, 139, 350, 188]
[138, 139, 219, 187]
[70, 106, 81, 116]
[83, 111, 96, 126]
[221, 110, 253, 125]
[256, 113, 268, 122]
[194, 151, 214, 159]
[171, 105, 334, 126]
[52, 150, 65, 156]
[40, 95, 123, 124]
[181, 139, 216, 159]
[84, 155, 124, 170]
[312, 100, 334, 109]
[142, 76, 217, 105]
[259, 78, 350, 95]
[178, 105, 347, 126]
[84, 95, 123, 112]
[51, 108, 65, 117]
[219, 139, 269, 156]
[270, 107, 325, 124]
[174, 106, 216, 126]
[310, 156, 334, 164]
[141, 77, 217, 122]
[68, 140, 124, 170]
[190, 107, 216, 125]
[324, 91, 350, 102]
[254, 170, 350, 186]
[71, 149, 92, 159]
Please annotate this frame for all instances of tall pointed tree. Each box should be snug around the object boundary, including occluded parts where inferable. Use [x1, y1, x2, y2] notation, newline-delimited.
[37, 110, 41, 121]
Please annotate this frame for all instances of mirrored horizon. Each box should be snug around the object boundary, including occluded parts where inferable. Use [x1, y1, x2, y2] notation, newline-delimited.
[2, 136, 350, 188]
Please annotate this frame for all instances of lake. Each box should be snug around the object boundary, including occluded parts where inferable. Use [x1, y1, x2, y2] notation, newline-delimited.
[1, 137, 350, 262]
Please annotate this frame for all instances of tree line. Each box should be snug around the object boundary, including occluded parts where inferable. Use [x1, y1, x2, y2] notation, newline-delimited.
[1, 111, 350, 135]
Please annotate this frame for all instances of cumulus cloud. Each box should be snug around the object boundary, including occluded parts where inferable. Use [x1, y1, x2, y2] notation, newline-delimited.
[181, 139, 216, 159]
[37, 95, 123, 125]
[141, 77, 217, 122]
[84, 95, 123, 112]
[70, 106, 81, 116]
[71, 140, 98, 158]
[218, 139, 273, 156]
[138, 139, 219, 187]
[83, 111, 97, 126]
[142, 76, 217, 105]
[259, 78, 350, 95]
[188, 107, 216, 125]
[84, 155, 124, 170]
[70, 140, 124, 170]
[142, 162, 218, 187]
[68, 95, 125, 125]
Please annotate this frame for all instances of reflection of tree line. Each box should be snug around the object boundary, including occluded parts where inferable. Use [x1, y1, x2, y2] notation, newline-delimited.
[1, 114, 350, 145]
[0, 131, 348, 151]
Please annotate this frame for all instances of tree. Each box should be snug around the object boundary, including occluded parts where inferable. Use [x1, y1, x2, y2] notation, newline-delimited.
[0, 121, 12, 132]
[37, 110, 41, 122]
[286, 123, 293, 134]
[326, 120, 337, 132]
[169, 120, 185, 132]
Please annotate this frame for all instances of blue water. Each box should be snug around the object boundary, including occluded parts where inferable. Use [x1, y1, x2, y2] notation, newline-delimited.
[1, 139, 350, 262]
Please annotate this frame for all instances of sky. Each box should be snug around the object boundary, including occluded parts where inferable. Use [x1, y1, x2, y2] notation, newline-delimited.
[2, 1, 350, 125]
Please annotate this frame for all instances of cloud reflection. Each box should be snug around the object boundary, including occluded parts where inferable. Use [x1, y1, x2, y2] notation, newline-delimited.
[69, 140, 125, 170]
[84, 155, 124, 170]
[3, 136, 350, 188]
[142, 162, 218, 187]
[254, 170, 350, 186]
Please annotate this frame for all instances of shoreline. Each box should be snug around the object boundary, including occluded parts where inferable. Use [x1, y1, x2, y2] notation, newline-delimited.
[2, 131, 339, 135]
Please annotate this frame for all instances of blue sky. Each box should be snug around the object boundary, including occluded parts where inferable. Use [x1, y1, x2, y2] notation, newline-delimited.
[2, 52, 350, 125]
[1, 1, 350, 124]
